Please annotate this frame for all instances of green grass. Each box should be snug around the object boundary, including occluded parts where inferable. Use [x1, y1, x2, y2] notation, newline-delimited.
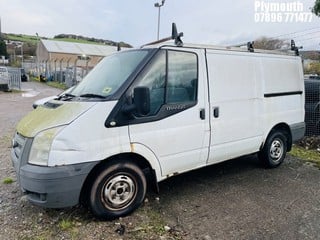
[53, 38, 105, 45]
[31, 77, 67, 90]
[6, 34, 39, 44]
[5, 33, 106, 45]
[58, 218, 80, 238]
[3, 177, 14, 184]
[289, 145, 320, 168]
[130, 205, 177, 239]
[46, 81, 68, 90]
[58, 219, 74, 231]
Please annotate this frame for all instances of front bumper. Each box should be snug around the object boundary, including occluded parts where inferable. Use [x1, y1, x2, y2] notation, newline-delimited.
[18, 162, 97, 208]
[11, 133, 98, 208]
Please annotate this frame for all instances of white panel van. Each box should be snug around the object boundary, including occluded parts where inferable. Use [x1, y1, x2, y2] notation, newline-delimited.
[0, 66, 9, 91]
[12, 25, 305, 219]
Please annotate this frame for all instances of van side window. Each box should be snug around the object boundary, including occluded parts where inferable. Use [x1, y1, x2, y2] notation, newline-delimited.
[135, 50, 166, 115]
[167, 51, 198, 103]
[134, 50, 198, 116]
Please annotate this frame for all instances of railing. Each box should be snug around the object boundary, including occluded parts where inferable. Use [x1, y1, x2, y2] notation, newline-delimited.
[7, 68, 21, 90]
[305, 78, 320, 136]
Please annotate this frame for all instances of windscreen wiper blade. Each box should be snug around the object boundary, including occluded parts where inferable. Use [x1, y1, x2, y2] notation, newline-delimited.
[79, 93, 106, 99]
[56, 93, 76, 100]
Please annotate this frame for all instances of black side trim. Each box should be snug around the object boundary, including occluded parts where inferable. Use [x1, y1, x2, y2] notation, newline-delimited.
[105, 102, 197, 128]
[264, 91, 303, 98]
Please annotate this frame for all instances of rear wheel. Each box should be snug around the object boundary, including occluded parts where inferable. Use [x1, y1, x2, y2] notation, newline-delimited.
[89, 161, 147, 220]
[259, 131, 288, 168]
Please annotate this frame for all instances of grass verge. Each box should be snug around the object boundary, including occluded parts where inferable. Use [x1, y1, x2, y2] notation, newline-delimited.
[46, 81, 68, 90]
[289, 145, 320, 169]
[31, 77, 68, 90]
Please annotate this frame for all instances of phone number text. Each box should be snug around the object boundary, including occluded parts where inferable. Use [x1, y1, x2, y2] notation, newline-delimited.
[254, 12, 312, 23]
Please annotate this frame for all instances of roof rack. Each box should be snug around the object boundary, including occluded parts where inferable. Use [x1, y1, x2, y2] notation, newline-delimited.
[141, 23, 183, 48]
[141, 24, 301, 57]
[230, 39, 302, 56]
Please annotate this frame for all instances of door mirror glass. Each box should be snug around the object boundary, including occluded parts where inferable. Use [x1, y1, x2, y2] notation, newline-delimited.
[133, 87, 150, 116]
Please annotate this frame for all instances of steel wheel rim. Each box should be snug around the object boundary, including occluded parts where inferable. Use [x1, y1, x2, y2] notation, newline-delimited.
[270, 139, 283, 162]
[102, 174, 136, 210]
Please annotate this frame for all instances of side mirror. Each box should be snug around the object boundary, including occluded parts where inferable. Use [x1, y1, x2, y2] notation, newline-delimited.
[133, 87, 150, 116]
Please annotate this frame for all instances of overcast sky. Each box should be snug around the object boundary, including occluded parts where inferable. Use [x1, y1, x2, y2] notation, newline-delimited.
[1, 0, 320, 50]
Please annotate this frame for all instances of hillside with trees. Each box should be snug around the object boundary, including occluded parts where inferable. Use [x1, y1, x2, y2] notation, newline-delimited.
[53, 34, 132, 48]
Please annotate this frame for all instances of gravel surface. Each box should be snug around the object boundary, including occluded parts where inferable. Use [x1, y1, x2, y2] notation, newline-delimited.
[1, 81, 320, 240]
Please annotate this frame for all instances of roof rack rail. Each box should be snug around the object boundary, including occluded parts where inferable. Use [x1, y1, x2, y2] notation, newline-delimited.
[141, 23, 183, 48]
[230, 39, 303, 56]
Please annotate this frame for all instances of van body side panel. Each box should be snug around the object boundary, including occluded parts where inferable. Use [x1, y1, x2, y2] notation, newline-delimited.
[260, 56, 305, 139]
[49, 101, 131, 166]
[129, 49, 210, 177]
[206, 50, 264, 163]
[290, 122, 305, 142]
[129, 143, 163, 181]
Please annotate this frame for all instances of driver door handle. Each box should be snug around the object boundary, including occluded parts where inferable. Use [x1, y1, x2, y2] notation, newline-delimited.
[200, 109, 205, 120]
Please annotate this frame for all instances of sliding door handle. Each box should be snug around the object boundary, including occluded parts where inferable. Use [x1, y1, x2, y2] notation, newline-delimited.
[213, 107, 219, 118]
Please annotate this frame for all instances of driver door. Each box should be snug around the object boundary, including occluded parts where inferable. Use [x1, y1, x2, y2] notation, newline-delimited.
[128, 49, 210, 176]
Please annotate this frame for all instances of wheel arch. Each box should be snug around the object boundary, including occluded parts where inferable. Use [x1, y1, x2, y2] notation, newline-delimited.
[262, 123, 292, 151]
[80, 152, 160, 206]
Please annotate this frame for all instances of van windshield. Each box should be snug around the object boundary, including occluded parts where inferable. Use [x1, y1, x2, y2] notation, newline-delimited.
[71, 50, 150, 99]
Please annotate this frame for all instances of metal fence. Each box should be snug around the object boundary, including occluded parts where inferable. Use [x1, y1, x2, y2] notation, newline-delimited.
[21, 58, 95, 88]
[7, 67, 21, 90]
[305, 77, 320, 136]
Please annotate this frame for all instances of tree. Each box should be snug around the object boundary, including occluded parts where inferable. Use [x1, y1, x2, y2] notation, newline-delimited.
[312, 0, 320, 16]
[253, 37, 289, 50]
[0, 39, 8, 58]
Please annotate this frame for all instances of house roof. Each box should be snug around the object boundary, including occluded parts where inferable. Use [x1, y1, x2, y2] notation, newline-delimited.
[40, 39, 119, 57]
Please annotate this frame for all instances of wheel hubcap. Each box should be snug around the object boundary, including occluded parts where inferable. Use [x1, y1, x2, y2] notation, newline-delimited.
[270, 139, 283, 161]
[102, 175, 136, 210]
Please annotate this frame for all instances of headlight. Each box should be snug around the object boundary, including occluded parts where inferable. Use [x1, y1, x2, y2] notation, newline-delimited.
[29, 126, 64, 166]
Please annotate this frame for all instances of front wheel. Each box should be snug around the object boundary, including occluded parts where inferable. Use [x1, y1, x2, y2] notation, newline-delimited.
[258, 131, 288, 168]
[89, 161, 147, 220]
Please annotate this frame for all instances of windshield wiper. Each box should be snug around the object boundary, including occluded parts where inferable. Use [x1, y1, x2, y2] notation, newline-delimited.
[56, 93, 76, 100]
[79, 93, 106, 99]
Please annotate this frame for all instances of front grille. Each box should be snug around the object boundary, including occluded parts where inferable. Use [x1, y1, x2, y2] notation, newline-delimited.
[13, 132, 27, 160]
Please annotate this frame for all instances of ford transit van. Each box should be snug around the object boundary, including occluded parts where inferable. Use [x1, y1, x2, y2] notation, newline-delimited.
[12, 24, 305, 219]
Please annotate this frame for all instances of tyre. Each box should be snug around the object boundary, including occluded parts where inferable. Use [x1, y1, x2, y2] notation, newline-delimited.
[258, 130, 288, 168]
[89, 161, 147, 220]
